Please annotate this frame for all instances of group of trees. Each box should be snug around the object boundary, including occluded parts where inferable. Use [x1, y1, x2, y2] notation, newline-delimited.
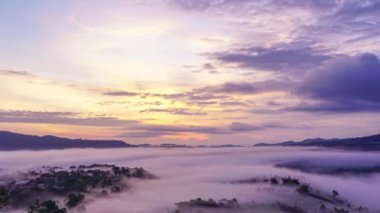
[28, 200, 67, 213]
[0, 164, 153, 212]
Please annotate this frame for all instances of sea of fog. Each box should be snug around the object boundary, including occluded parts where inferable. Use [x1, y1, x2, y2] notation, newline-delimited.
[1, 147, 380, 212]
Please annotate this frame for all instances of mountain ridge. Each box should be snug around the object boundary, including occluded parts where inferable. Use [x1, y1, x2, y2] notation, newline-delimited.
[254, 133, 380, 150]
[0, 131, 132, 150]
[2, 130, 380, 151]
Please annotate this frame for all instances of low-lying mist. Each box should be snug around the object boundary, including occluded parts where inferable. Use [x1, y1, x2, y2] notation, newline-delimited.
[1, 147, 380, 212]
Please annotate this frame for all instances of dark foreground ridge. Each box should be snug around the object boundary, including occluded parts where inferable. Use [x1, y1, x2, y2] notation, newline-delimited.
[254, 133, 380, 150]
[0, 131, 132, 150]
[0, 164, 154, 212]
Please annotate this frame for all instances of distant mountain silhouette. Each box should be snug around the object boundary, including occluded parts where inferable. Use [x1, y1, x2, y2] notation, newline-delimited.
[0, 131, 132, 150]
[255, 133, 380, 150]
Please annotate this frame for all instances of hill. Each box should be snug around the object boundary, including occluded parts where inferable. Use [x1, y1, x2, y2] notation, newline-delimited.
[0, 131, 132, 150]
[255, 133, 380, 150]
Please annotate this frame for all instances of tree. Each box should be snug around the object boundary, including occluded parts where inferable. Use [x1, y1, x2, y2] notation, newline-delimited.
[270, 177, 279, 184]
[28, 200, 67, 213]
[320, 204, 327, 212]
[297, 184, 310, 194]
[332, 190, 339, 198]
[65, 193, 85, 208]
[0, 186, 8, 208]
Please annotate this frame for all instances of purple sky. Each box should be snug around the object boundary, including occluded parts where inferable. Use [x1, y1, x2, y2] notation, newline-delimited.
[1, 0, 380, 145]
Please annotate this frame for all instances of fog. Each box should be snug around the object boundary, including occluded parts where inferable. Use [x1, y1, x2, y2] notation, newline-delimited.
[1, 147, 380, 212]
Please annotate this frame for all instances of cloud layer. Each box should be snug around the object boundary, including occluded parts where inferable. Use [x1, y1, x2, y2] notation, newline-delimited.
[2, 147, 380, 211]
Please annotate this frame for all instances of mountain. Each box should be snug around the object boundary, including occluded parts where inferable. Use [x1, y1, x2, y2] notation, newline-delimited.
[0, 131, 133, 150]
[254, 133, 380, 150]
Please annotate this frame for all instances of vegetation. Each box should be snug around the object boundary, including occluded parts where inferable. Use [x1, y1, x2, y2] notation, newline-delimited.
[177, 198, 240, 209]
[28, 200, 67, 213]
[320, 204, 327, 212]
[281, 176, 300, 185]
[2, 169, 370, 213]
[332, 190, 339, 198]
[175, 198, 309, 213]
[231, 175, 361, 212]
[0, 186, 8, 208]
[232, 176, 301, 186]
[297, 184, 310, 194]
[65, 193, 85, 208]
[334, 207, 349, 213]
[276, 202, 306, 213]
[174, 196, 358, 213]
[270, 177, 279, 184]
[0, 164, 154, 212]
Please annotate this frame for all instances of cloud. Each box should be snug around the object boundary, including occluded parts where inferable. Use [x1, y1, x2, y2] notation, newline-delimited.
[101, 79, 289, 107]
[140, 108, 208, 116]
[0, 110, 137, 126]
[3, 148, 380, 211]
[0, 70, 35, 77]
[128, 124, 229, 134]
[103, 91, 138, 96]
[190, 63, 220, 74]
[119, 131, 178, 138]
[192, 101, 218, 106]
[136, 101, 163, 106]
[3, 147, 380, 211]
[103, 90, 222, 103]
[214, 82, 259, 93]
[143, 91, 227, 101]
[228, 122, 285, 132]
[170, 0, 215, 10]
[171, 0, 338, 12]
[100, 88, 228, 108]
[193, 0, 378, 76]
[286, 102, 380, 113]
[120, 121, 297, 139]
[203, 63, 216, 70]
[219, 101, 249, 107]
[212, 44, 331, 73]
[295, 1, 380, 46]
[332, 1, 380, 21]
[196, 80, 292, 94]
[98, 101, 130, 106]
[292, 53, 380, 112]
[272, 0, 338, 11]
[122, 124, 227, 139]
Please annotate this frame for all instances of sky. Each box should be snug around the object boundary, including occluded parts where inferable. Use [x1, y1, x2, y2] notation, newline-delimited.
[1, 0, 380, 145]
